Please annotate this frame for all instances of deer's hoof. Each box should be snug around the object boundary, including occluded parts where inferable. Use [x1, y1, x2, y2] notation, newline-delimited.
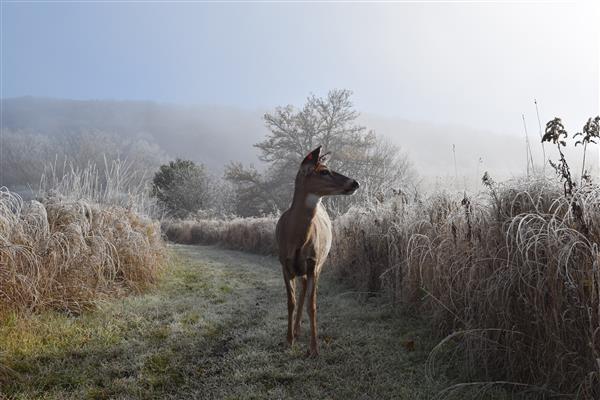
[306, 347, 319, 358]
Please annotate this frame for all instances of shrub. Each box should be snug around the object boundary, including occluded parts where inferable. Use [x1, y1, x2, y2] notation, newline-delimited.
[151, 159, 209, 218]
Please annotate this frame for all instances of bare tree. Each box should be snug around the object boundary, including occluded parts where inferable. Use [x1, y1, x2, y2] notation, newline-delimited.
[257, 90, 371, 169]
[226, 89, 416, 216]
[223, 162, 288, 217]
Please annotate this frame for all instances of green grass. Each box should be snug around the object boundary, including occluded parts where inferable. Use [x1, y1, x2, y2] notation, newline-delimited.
[0, 245, 445, 399]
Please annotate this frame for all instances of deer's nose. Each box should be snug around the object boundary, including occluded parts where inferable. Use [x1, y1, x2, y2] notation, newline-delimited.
[351, 180, 360, 189]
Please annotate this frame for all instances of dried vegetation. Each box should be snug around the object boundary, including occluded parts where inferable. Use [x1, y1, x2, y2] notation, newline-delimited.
[164, 177, 600, 398]
[0, 162, 165, 315]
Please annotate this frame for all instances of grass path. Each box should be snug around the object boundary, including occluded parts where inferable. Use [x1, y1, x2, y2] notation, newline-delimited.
[1, 245, 443, 399]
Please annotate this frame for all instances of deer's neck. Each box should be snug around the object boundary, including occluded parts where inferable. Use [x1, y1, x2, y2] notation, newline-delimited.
[289, 189, 321, 241]
[291, 188, 321, 213]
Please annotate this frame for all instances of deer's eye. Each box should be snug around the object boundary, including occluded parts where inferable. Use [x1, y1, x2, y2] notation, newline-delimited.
[319, 169, 330, 176]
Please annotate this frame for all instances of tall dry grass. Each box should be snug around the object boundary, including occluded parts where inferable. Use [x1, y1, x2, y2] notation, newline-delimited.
[0, 161, 165, 315]
[163, 216, 276, 255]
[164, 178, 600, 398]
[39, 157, 159, 216]
[331, 179, 600, 398]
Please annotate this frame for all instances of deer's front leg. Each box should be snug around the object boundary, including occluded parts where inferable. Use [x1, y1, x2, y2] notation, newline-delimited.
[306, 271, 319, 357]
[293, 275, 307, 339]
[283, 267, 296, 346]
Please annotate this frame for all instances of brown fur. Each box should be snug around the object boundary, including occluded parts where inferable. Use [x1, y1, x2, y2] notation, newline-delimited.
[275, 146, 359, 356]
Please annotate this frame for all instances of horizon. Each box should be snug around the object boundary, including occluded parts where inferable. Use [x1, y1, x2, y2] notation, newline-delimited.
[2, 95, 595, 188]
[2, 2, 598, 137]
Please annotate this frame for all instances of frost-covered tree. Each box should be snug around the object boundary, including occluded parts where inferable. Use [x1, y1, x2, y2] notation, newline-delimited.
[151, 159, 209, 218]
[226, 89, 415, 216]
[0, 130, 165, 189]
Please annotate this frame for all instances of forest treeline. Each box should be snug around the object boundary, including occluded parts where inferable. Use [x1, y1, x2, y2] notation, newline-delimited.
[2, 90, 415, 217]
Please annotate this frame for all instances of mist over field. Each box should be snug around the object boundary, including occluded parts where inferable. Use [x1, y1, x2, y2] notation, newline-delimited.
[4, 96, 596, 193]
[1, 1, 600, 399]
[2, 2, 598, 194]
[1, 97, 264, 172]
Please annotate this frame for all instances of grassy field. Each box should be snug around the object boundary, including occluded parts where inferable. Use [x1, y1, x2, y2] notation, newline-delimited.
[0, 245, 443, 399]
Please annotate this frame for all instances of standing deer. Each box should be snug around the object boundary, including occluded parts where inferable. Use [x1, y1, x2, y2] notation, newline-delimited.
[276, 146, 360, 356]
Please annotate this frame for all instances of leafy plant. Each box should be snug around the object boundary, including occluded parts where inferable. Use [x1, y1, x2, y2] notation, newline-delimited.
[542, 117, 593, 233]
[574, 116, 600, 184]
[542, 117, 574, 196]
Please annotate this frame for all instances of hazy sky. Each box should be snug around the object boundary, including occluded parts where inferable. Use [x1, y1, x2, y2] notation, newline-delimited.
[2, 1, 598, 136]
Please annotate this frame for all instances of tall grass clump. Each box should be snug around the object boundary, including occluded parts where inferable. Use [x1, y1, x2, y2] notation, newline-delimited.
[39, 157, 159, 217]
[0, 161, 165, 315]
[164, 216, 277, 255]
[331, 177, 600, 399]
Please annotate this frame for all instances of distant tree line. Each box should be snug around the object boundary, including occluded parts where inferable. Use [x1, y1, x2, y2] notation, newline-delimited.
[0, 130, 165, 189]
[2, 90, 415, 218]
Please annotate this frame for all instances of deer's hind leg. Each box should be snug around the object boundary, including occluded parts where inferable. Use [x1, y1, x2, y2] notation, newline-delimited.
[306, 260, 320, 357]
[283, 267, 296, 346]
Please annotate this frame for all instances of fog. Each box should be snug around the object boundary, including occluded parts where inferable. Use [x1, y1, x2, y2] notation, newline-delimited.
[3, 97, 595, 192]
[3, 3, 600, 396]
[1, 1, 599, 189]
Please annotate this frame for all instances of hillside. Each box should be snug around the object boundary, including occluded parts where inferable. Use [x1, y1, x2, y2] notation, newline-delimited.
[1, 97, 266, 171]
[3, 97, 594, 189]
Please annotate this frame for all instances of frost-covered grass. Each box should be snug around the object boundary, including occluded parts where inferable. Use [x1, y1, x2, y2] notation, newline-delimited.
[0, 245, 442, 399]
[163, 216, 277, 255]
[164, 177, 600, 398]
[0, 189, 165, 315]
[0, 160, 165, 315]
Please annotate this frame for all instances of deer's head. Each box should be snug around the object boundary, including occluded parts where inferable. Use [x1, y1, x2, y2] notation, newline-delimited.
[295, 146, 360, 197]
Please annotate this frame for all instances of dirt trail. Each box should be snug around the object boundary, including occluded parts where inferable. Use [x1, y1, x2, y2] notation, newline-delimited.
[1, 245, 442, 399]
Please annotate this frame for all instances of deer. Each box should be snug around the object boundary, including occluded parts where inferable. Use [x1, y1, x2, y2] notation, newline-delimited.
[275, 146, 360, 357]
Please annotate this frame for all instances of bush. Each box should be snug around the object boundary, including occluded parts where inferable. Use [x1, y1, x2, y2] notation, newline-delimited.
[152, 159, 209, 218]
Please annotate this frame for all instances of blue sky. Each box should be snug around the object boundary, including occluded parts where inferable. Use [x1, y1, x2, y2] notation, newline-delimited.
[1, 1, 598, 134]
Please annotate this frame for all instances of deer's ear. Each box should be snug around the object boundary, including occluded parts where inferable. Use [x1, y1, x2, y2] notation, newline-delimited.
[301, 146, 321, 166]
